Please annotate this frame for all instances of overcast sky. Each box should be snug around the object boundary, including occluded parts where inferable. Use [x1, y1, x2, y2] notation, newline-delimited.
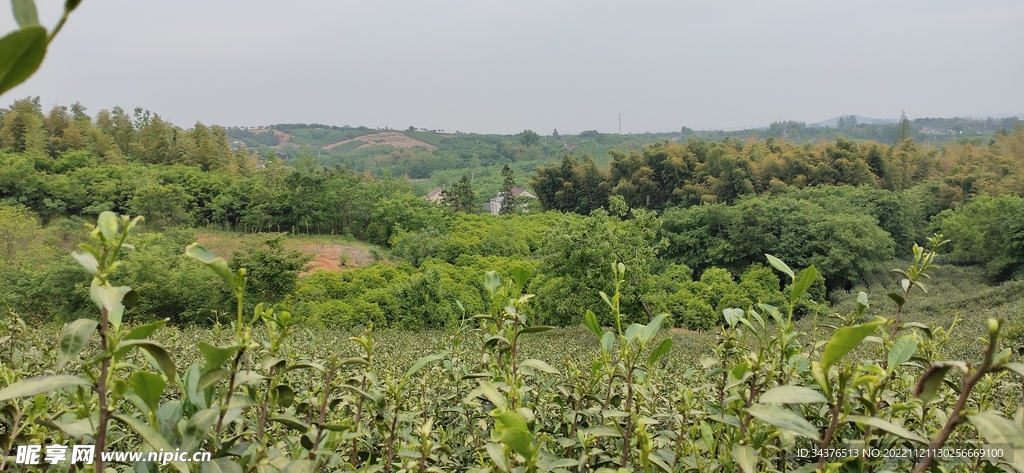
[3, 1, 1023, 134]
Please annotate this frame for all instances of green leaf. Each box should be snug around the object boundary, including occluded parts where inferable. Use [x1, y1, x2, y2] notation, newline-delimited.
[486, 442, 510, 473]
[56, 319, 96, 370]
[64, 0, 81, 13]
[519, 325, 555, 334]
[269, 415, 309, 432]
[89, 281, 134, 329]
[746, 404, 820, 440]
[406, 352, 445, 378]
[584, 425, 621, 438]
[845, 415, 927, 444]
[1001, 362, 1024, 378]
[116, 339, 176, 384]
[274, 384, 295, 408]
[71, 250, 99, 276]
[967, 411, 1024, 471]
[281, 459, 314, 473]
[37, 418, 95, 440]
[790, 265, 818, 303]
[887, 335, 918, 373]
[648, 338, 673, 365]
[821, 318, 883, 372]
[0, 375, 91, 402]
[758, 385, 827, 404]
[200, 458, 243, 473]
[197, 369, 231, 392]
[477, 380, 507, 411]
[641, 313, 669, 342]
[584, 309, 602, 338]
[483, 271, 500, 298]
[123, 319, 167, 341]
[624, 323, 643, 343]
[185, 244, 237, 290]
[765, 254, 794, 280]
[499, 428, 535, 461]
[520, 358, 560, 375]
[181, 408, 218, 452]
[113, 414, 189, 473]
[97, 211, 119, 242]
[198, 342, 241, 373]
[914, 364, 953, 404]
[493, 410, 529, 432]
[886, 292, 905, 308]
[509, 265, 532, 290]
[12, 0, 40, 27]
[129, 371, 166, 416]
[0, 26, 47, 96]
[731, 443, 757, 473]
[600, 331, 615, 353]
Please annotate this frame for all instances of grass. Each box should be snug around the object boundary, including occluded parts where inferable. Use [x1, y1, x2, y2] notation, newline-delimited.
[805, 259, 1024, 362]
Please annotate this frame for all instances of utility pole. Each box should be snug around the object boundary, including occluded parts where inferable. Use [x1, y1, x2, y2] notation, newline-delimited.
[618, 115, 621, 134]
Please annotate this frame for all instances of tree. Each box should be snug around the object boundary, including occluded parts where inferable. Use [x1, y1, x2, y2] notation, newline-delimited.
[0, 205, 43, 265]
[441, 173, 476, 213]
[498, 164, 518, 215]
[517, 129, 540, 146]
[552, 129, 560, 140]
[231, 236, 312, 303]
[533, 199, 667, 326]
[896, 110, 911, 143]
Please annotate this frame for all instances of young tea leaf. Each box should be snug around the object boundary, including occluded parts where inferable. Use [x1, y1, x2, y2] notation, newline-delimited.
[648, 338, 673, 365]
[887, 335, 918, 373]
[758, 385, 827, 405]
[731, 443, 757, 473]
[406, 352, 446, 378]
[584, 309, 602, 338]
[967, 411, 1024, 471]
[56, 318, 96, 370]
[845, 415, 927, 444]
[185, 244, 237, 291]
[0, 26, 46, 96]
[0, 375, 91, 402]
[113, 414, 190, 473]
[96, 211, 119, 242]
[914, 364, 953, 404]
[129, 371, 166, 416]
[12, 0, 40, 27]
[765, 254, 795, 280]
[746, 404, 820, 440]
[821, 318, 883, 372]
[790, 265, 818, 304]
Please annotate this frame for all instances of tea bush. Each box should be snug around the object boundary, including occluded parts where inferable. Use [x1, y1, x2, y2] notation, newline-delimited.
[2, 213, 1024, 473]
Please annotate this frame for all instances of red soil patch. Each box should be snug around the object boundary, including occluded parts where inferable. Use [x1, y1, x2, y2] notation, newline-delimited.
[299, 242, 375, 274]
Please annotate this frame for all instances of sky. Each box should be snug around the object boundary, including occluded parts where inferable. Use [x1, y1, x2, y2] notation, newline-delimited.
[3, 1, 1023, 135]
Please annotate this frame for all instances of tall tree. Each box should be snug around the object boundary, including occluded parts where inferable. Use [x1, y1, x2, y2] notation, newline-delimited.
[499, 164, 518, 215]
[896, 110, 911, 143]
[442, 173, 476, 213]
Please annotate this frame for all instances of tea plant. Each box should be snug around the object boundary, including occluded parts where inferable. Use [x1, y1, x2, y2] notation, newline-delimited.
[2, 213, 1024, 473]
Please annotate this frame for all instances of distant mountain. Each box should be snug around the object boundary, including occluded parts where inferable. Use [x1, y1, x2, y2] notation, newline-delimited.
[809, 115, 898, 128]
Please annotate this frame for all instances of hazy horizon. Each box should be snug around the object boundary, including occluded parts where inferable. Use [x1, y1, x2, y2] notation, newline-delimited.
[3, 1, 1022, 134]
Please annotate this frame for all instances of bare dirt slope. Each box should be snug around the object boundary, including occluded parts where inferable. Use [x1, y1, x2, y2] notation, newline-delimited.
[323, 131, 436, 151]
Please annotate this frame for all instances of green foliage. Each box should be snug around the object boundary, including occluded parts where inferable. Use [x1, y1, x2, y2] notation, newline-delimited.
[2, 217, 1024, 472]
[936, 193, 1024, 281]
[229, 235, 311, 304]
[662, 192, 896, 291]
[533, 203, 665, 326]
